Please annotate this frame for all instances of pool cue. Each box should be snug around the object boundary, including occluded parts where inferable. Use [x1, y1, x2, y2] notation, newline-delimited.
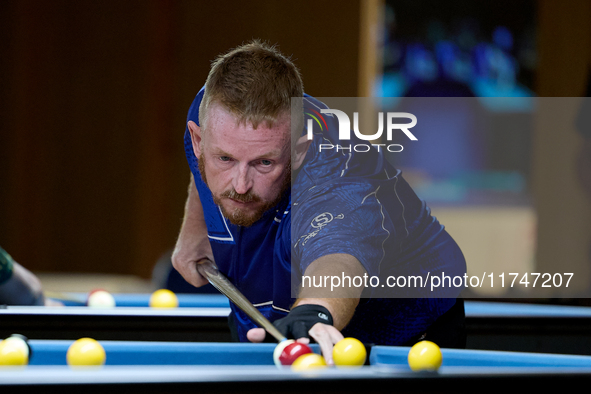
[43, 291, 86, 304]
[196, 258, 287, 342]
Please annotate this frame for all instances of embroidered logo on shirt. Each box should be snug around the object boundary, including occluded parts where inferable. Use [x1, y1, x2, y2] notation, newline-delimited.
[295, 212, 344, 247]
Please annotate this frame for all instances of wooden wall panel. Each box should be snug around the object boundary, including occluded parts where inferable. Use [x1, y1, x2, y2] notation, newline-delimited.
[0, 0, 363, 278]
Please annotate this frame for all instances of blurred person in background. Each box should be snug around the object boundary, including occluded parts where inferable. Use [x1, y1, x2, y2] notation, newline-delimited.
[0, 245, 60, 306]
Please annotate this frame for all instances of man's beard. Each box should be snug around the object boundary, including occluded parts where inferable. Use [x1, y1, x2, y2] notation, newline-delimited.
[198, 154, 291, 227]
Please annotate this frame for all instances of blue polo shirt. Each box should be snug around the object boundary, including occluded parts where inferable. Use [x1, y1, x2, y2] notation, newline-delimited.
[183, 88, 466, 345]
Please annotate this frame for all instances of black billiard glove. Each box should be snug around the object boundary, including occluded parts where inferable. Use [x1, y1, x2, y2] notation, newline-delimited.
[270, 304, 333, 341]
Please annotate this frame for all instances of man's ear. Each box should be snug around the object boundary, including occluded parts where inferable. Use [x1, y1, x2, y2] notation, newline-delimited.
[292, 134, 312, 170]
[188, 121, 202, 158]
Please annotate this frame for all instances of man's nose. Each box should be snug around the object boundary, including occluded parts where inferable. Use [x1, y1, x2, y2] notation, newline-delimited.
[233, 164, 253, 195]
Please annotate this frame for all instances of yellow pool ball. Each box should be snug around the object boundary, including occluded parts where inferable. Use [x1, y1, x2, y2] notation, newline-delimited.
[66, 338, 106, 366]
[149, 289, 179, 308]
[333, 337, 366, 367]
[0, 338, 29, 366]
[291, 353, 327, 371]
[407, 340, 442, 372]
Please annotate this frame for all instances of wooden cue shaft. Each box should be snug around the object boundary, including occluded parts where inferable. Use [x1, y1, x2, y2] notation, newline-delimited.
[43, 291, 86, 303]
[196, 259, 287, 342]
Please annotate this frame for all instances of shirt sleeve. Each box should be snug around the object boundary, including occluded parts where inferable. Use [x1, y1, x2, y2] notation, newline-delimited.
[0, 246, 15, 285]
[291, 181, 396, 278]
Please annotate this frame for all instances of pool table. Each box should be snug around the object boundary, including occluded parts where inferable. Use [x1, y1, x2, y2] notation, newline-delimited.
[3, 294, 591, 354]
[465, 300, 591, 355]
[2, 340, 591, 393]
[0, 293, 233, 342]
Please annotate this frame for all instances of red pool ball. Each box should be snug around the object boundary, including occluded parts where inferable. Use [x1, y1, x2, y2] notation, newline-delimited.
[279, 342, 313, 366]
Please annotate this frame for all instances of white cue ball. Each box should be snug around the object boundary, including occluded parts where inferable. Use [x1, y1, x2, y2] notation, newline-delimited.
[87, 290, 116, 308]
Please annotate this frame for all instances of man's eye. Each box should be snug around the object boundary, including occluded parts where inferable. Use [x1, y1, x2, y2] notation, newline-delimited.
[260, 160, 272, 166]
[219, 156, 231, 162]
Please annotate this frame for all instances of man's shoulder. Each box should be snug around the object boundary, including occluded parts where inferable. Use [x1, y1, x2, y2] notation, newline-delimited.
[303, 94, 330, 111]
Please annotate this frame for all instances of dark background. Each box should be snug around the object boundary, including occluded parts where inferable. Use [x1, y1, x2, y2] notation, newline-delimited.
[0, 0, 590, 281]
[0, 0, 361, 279]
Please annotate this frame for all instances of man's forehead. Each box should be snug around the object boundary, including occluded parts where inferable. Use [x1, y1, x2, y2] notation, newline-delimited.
[205, 102, 291, 132]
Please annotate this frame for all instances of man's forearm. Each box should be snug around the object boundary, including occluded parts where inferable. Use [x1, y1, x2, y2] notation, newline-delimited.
[293, 297, 359, 330]
[294, 253, 366, 330]
[172, 174, 213, 287]
[175, 174, 211, 257]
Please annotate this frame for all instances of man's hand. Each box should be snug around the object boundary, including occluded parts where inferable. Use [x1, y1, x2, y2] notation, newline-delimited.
[171, 245, 210, 288]
[247, 322, 343, 365]
[246, 303, 344, 365]
[246, 299, 355, 365]
[247, 254, 365, 365]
